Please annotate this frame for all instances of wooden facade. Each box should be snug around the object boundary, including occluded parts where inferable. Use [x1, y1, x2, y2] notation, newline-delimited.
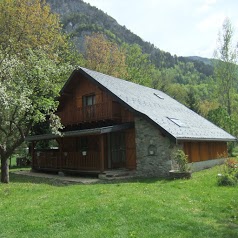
[183, 141, 228, 163]
[57, 75, 134, 126]
[31, 73, 137, 174]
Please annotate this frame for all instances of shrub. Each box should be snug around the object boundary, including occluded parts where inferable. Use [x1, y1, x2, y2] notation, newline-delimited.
[225, 158, 238, 170]
[217, 173, 237, 186]
[172, 150, 191, 172]
[217, 158, 238, 186]
[234, 170, 238, 180]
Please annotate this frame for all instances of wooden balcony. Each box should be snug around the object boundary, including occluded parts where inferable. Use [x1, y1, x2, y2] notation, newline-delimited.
[33, 150, 100, 171]
[57, 102, 121, 126]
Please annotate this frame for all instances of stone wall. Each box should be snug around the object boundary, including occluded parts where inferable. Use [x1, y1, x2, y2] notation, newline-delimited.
[134, 116, 181, 178]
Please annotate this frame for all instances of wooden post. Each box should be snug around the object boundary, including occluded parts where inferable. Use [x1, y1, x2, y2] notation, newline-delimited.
[59, 138, 63, 171]
[99, 134, 105, 173]
[31, 141, 35, 169]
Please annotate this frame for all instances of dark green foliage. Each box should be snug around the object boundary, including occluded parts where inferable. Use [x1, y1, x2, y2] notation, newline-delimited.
[234, 170, 238, 179]
[207, 106, 235, 133]
[217, 173, 237, 186]
[186, 87, 200, 113]
[178, 56, 214, 77]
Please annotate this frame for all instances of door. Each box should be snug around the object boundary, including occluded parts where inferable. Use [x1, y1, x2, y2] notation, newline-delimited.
[82, 94, 96, 121]
[109, 132, 126, 169]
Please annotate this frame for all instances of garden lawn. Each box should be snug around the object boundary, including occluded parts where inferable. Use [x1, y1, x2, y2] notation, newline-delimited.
[0, 166, 237, 238]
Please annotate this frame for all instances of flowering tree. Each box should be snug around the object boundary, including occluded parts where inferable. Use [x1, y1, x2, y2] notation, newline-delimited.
[0, 50, 71, 183]
[0, 0, 71, 183]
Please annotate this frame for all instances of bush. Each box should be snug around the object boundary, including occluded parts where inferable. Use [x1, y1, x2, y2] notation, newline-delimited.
[225, 158, 238, 170]
[234, 171, 238, 180]
[217, 158, 238, 186]
[172, 149, 191, 172]
[217, 173, 237, 186]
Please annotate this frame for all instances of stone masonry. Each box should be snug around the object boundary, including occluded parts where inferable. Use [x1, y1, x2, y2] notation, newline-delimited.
[135, 116, 181, 178]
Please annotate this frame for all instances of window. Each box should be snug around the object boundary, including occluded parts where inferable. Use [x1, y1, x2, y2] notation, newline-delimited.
[80, 137, 88, 150]
[83, 94, 95, 107]
[154, 93, 164, 99]
[76, 137, 88, 153]
[167, 117, 187, 127]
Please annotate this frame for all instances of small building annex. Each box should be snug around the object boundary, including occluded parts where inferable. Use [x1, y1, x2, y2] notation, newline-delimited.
[26, 67, 236, 177]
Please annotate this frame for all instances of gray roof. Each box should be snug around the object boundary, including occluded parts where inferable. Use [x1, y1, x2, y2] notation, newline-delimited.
[67, 67, 236, 142]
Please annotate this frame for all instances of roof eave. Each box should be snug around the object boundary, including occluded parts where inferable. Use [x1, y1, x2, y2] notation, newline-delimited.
[25, 123, 134, 142]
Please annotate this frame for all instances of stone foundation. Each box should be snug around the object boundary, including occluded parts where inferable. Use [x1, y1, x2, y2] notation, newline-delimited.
[190, 158, 225, 172]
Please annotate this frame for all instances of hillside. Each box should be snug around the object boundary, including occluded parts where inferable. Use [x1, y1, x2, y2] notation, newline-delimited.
[47, 0, 153, 54]
[47, 0, 213, 75]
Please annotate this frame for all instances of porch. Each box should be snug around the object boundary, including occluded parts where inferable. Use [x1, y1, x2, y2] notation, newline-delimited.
[27, 123, 136, 175]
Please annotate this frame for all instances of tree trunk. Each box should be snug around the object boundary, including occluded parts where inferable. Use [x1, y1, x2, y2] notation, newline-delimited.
[1, 157, 9, 183]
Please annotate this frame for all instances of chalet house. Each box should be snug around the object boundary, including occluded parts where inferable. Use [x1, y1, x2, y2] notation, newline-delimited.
[26, 67, 236, 178]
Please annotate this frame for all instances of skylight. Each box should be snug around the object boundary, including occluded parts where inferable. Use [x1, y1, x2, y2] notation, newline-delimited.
[167, 117, 187, 128]
[154, 93, 164, 99]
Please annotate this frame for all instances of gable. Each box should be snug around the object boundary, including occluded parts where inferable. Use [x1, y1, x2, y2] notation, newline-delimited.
[57, 70, 134, 126]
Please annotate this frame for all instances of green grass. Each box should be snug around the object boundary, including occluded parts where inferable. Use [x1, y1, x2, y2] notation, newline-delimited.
[0, 166, 238, 238]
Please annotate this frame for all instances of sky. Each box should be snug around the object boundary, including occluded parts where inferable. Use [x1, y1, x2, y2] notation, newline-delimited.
[83, 0, 238, 58]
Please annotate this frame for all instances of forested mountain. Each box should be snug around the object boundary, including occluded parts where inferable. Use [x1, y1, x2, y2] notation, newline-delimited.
[47, 0, 212, 75]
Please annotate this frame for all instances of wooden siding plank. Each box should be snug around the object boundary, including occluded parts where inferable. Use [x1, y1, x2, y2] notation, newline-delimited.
[200, 142, 208, 161]
[125, 129, 136, 169]
[183, 141, 228, 163]
[100, 135, 105, 172]
[191, 142, 200, 162]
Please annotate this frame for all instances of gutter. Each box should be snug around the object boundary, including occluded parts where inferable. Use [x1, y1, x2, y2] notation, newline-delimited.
[176, 137, 237, 142]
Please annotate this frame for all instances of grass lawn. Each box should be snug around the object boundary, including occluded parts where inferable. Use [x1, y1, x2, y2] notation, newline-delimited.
[0, 166, 237, 238]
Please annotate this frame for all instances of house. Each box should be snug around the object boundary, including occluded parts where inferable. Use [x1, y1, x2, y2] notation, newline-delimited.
[26, 67, 236, 177]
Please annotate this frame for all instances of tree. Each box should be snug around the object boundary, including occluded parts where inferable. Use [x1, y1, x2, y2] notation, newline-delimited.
[0, 50, 70, 183]
[213, 18, 238, 123]
[84, 33, 127, 78]
[0, 0, 71, 183]
[84, 35, 160, 87]
[0, 0, 66, 61]
[186, 87, 200, 113]
[207, 106, 233, 133]
[123, 43, 156, 86]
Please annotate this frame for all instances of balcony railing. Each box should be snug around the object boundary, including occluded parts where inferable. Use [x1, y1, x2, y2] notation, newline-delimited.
[57, 102, 121, 126]
[33, 151, 100, 171]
